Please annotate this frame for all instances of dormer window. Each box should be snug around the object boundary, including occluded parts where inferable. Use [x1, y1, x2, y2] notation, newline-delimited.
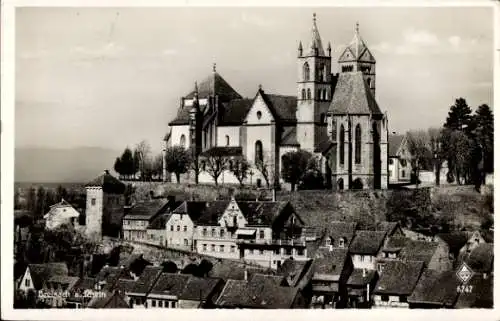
[338, 238, 345, 248]
[325, 238, 331, 246]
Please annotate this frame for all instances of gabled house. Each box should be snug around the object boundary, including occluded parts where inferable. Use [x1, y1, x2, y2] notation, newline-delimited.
[65, 277, 97, 308]
[145, 273, 190, 308]
[123, 198, 171, 243]
[458, 230, 493, 257]
[310, 248, 352, 308]
[277, 258, 314, 290]
[19, 262, 69, 294]
[44, 199, 81, 230]
[214, 273, 307, 309]
[177, 276, 225, 308]
[127, 266, 163, 308]
[372, 260, 425, 308]
[346, 268, 378, 308]
[348, 231, 387, 270]
[458, 243, 493, 276]
[87, 290, 131, 309]
[388, 134, 412, 184]
[407, 269, 461, 308]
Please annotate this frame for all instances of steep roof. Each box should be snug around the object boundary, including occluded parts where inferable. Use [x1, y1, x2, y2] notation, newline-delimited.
[124, 199, 170, 220]
[280, 126, 300, 146]
[184, 71, 242, 101]
[407, 270, 460, 306]
[324, 221, 358, 247]
[349, 231, 387, 255]
[181, 201, 229, 226]
[277, 259, 313, 287]
[179, 276, 223, 301]
[215, 277, 300, 308]
[338, 24, 375, 63]
[307, 13, 325, 56]
[313, 248, 349, 278]
[237, 201, 295, 227]
[347, 268, 377, 286]
[88, 290, 130, 309]
[220, 99, 254, 125]
[149, 273, 190, 296]
[328, 72, 382, 115]
[28, 262, 69, 290]
[259, 90, 297, 123]
[85, 170, 125, 194]
[130, 266, 163, 295]
[384, 237, 440, 266]
[114, 278, 137, 293]
[388, 134, 405, 158]
[209, 260, 273, 281]
[374, 260, 424, 296]
[462, 243, 493, 273]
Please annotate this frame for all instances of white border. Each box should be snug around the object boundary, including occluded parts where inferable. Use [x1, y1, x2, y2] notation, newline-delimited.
[2, 0, 499, 320]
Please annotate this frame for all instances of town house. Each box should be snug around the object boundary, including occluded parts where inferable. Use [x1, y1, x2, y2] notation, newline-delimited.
[123, 199, 170, 243]
[43, 199, 81, 230]
[348, 231, 387, 270]
[166, 201, 211, 251]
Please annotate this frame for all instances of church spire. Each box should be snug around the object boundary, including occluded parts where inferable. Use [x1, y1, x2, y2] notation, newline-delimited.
[298, 41, 303, 57]
[309, 12, 325, 56]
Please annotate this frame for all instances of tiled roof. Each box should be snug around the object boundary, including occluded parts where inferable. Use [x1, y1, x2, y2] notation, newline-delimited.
[72, 277, 97, 291]
[209, 260, 273, 281]
[313, 126, 332, 153]
[384, 237, 439, 266]
[407, 270, 460, 306]
[375, 221, 400, 236]
[28, 262, 68, 290]
[348, 231, 387, 255]
[88, 291, 130, 308]
[346, 268, 377, 286]
[215, 277, 300, 308]
[200, 146, 243, 157]
[462, 243, 493, 273]
[114, 278, 136, 293]
[220, 99, 254, 125]
[237, 201, 295, 227]
[185, 72, 242, 101]
[149, 273, 190, 296]
[313, 248, 349, 277]
[280, 126, 300, 146]
[307, 15, 325, 56]
[338, 28, 375, 63]
[260, 90, 297, 123]
[46, 275, 79, 291]
[85, 170, 126, 194]
[374, 260, 424, 295]
[328, 72, 382, 115]
[130, 266, 163, 295]
[183, 201, 229, 226]
[124, 199, 170, 220]
[454, 274, 493, 308]
[388, 134, 404, 158]
[277, 259, 313, 287]
[324, 221, 357, 248]
[179, 276, 223, 301]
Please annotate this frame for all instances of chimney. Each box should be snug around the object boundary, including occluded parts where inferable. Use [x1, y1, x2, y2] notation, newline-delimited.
[244, 269, 248, 281]
[105, 169, 110, 175]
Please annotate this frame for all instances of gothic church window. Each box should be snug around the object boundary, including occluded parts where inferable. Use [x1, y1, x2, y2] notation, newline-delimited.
[225, 135, 230, 146]
[355, 124, 362, 164]
[367, 78, 371, 87]
[318, 64, 324, 82]
[320, 113, 326, 124]
[303, 62, 310, 81]
[255, 141, 263, 164]
[317, 89, 321, 101]
[307, 89, 311, 100]
[324, 89, 328, 100]
[331, 120, 337, 140]
[180, 134, 186, 147]
[339, 125, 345, 165]
[301, 89, 306, 100]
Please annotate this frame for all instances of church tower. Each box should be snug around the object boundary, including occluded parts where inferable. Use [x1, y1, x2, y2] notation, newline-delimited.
[326, 23, 388, 190]
[296, 13, 332, 152]
[338, 22, 376, 98]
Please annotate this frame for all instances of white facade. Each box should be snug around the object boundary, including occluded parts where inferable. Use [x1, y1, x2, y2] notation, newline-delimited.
[85, 187, 103, 240]
[216, 126, 240, 147]
[169, 125, 190, 149]
[18, 268, 36, 293]
[165, 213, 195, 251]
[373, 295, 409, 308]
[351, 254, 376, 270]
[123, 219, 148, 241]
[43, 200, 80, 230]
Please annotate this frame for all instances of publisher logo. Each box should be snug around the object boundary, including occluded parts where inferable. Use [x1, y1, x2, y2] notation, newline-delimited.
[456, 262, 473, 284]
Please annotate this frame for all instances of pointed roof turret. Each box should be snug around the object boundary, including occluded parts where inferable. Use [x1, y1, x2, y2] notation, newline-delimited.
[190, 82, 200, 114]
[298, 41, 303, 56]
[338, 22, 375, 63]
[308, 13, 325, 56]
[184, 65, 241, 102]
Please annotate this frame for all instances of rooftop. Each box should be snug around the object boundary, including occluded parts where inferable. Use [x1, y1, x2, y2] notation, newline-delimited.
[313, 248, 349, 278]
[85, 170, 125, 194]
[348, 230, 387, 255]
[407, 269, 460, 306]
[124, 199, 170, 220]
[374, 260, 424, 296]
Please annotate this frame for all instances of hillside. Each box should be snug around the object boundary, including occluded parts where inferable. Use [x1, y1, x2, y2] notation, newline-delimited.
[15, 146, 120, 183]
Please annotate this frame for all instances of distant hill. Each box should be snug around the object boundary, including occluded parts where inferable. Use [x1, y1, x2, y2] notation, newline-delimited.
[15, 146, 121, 183]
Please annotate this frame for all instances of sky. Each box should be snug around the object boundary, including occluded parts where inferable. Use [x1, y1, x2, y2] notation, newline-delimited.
[15, 6, 494, 154]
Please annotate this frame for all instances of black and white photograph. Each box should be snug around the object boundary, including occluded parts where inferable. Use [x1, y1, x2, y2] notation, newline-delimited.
[1, 1, 497, 318]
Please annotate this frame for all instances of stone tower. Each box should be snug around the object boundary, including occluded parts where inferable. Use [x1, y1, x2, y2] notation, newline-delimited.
[338, 22, 377, 98]
[296, 13, 333, 152]
[326, 24, 388, 190]
[85, 170, 126, 241]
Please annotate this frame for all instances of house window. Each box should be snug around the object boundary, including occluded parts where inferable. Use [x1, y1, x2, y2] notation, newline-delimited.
[202, 244, 207, 252]
[249, 249, 254, 255]
[211, 244, 215, 252]
[225, 135, 230, 146]
[338, 238, 345, 248]
[325, 238, 331, 246]
[317, 89, 321, 100]
[381, 295, 389, 302]
[339, 125, 345, 165]
[255, 141, 263, 164]
[25, 278, 30, 287]
[400, 296, 407, 303]
[177, 225, 180, 232]
[307, 88, 311, 100]
[259, 230, 265, 239]
[259, 249, 264, 255]
[297, 248, 304, 256]
[220, 229, 225, 238]
[274, 248, 280, 255]
[359, 255, 364, 262]
[180, 134, 186, 147]
[184, 239, 188, 246]
[211, 228, 216, 237]
[377, 263, 384, 273]
[158, 301, 163, 308]
[170, 225, 174, 231]
[136, 298, 141, 305]
[172, 301, 176, 308]
[202, 228, 207, 237]
[183, 226, 187, 232]
[220, 245, 224, 252]
[91, 198, 96, 206]
[228, 160, 233, 171]
[230, 245, 236, 252]
[286, 248, 292, 255]
[256, 111, 262, 120]
[355, 124, 362, 164]
[152, 300, 156, 307]
[303, 62, 310, 81]
[401, 170, 406, 178]
[389, 158, 394, 165]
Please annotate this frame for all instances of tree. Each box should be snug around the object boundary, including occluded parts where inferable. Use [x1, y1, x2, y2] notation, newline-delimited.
[281, 150, 313, 191]
[161, 261, 178, 273]
[254, 152, 274, 188]
[447, 130, 473, 185]
[56, 185, 68, 202]
[428, 128, 445, 186]
[189, 156, 202, 185]
[407, 130, 433, 186]
[35, 186, 46, 218]
[165, 146, 191, 184]
[444, 98, 473, 131]
[204, 153, 228, 186]
[135, 140, 151, 180]
[300, 156, 324, 190]
[230, 157, 250, 186]
[472, 104, 494, 175]
[113, 157, 123, 179]
[151, 154, 164, 180]
[132, 149, 141, 179]
[120, 148, 135, 179]
[26, 187, 37, 213]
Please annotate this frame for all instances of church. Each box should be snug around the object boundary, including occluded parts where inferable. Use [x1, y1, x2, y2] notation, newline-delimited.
[163, 14, 389, 190]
